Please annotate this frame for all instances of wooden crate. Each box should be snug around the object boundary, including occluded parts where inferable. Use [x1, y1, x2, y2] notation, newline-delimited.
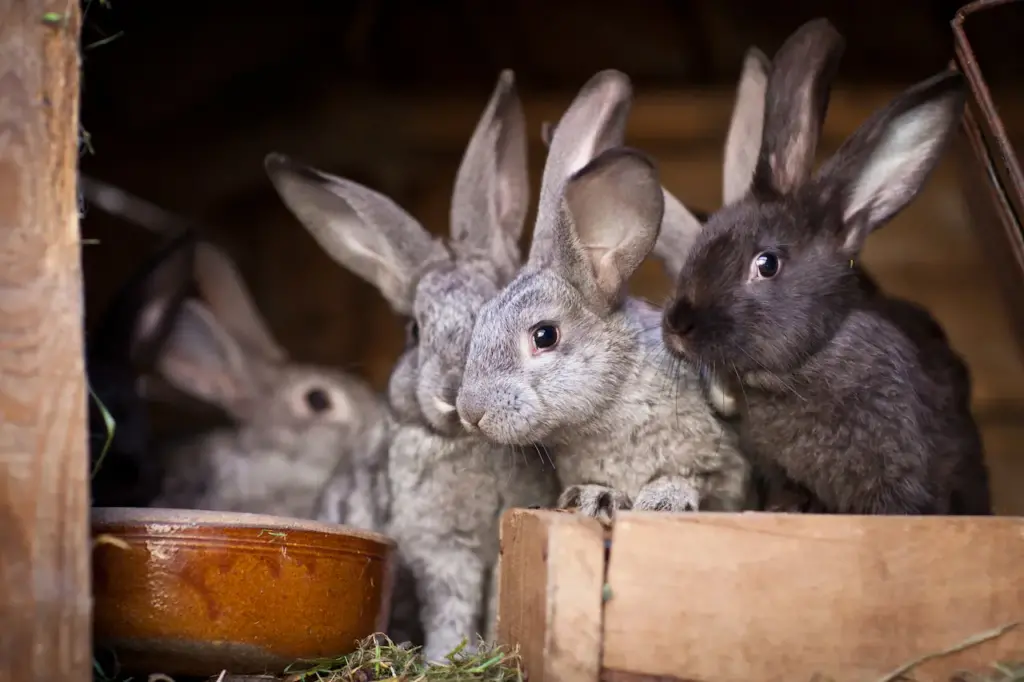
[497, 509, 1024, 682]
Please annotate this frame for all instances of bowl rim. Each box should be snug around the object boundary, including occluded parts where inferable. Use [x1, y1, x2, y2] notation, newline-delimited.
[91, 506, 396, 547]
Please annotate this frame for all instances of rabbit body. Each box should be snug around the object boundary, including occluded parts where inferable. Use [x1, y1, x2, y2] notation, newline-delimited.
[387, 422, 554, 653]
[661, 19, 991, 515]
[266, 70, 560, 661]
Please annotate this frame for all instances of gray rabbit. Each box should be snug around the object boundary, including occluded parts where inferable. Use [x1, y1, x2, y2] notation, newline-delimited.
[660, 18, 991, 515]
[265, 70, 560, 661]
[455, 69, 752, 522]
[151, 241, 393, 529]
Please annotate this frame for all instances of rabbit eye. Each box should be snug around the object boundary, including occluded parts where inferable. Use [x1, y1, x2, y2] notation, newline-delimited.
[530, 323, 560, 354]
[305, 387, 332, 414]
[405, 319, 420, 346]
[753, 251, 781, 279]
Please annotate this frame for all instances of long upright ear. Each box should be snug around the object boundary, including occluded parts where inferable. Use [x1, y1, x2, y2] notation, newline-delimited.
[88, 227, 196, 372]
[265, 153, 448, 314]
[552, 147, 664, 313]
[816, 70, 966, 255]
[543, 116, 705, 283]
[723, 47, 770, 205]
[130, 229, 199, 369]
[450, 69, 529, 281]
[193, 241, 288, 363]
[155, 299, 256, 412]
[753, 18, 845, 196]
[650, 189, 704, 282]
[529, 70, 633, 268]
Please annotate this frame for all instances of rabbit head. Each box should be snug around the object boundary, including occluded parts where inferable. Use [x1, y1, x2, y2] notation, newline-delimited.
[662, 18, 967, 379]
[155, 242, 384, 455]
[265, 70, 529, 438]
[86, 227, 198, 506]
[456, 71, 667, 445]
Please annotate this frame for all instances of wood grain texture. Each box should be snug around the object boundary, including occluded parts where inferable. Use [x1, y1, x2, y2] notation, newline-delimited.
[498, 509, 606, 682]
[0, 2, 90, 681]
[602, 512, 1024, 682]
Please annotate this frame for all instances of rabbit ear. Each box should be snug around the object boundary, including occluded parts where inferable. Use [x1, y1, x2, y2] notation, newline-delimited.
[450, 70, 529, 280]
[79, 174, 184, 235]
[155, 299, 256, 411]
[753, 18, 845, 196]
[651, 189, 704, 282]
[529, 70, 633, 268]
[265, 154, 448, 315]
[723, 47, 770, 205]
[130, 229, 199, 367]
[816, 70, 966, 255]
[550, 147, 664, 313]
[193, 241, 288, 363]
[87, 227, 196, 372]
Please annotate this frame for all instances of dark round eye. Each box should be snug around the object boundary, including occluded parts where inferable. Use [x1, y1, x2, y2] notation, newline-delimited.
[531, 324, 560, 353]
[754, 251, 781, 279]
[305, 387, 332, 414]
[406, 319, 419, 346]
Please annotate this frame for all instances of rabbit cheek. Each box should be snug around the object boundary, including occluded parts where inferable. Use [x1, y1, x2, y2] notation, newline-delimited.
[416, 360, 462, 436]
[387, 351, 423, 426]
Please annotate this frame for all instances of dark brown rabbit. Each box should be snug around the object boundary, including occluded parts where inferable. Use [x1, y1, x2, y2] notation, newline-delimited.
[660, 18, 991, 515]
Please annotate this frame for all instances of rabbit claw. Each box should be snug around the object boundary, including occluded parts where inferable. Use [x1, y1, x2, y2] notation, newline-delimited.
[558, 484, 632, 525]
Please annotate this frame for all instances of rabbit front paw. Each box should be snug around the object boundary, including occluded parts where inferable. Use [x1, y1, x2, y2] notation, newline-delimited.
[558, 484, 632, 525]
[633, 476, 700, 512]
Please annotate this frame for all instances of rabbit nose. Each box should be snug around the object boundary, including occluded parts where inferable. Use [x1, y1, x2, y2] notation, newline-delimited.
[455, 392, 485, 431]
[665, 297, 696, 337]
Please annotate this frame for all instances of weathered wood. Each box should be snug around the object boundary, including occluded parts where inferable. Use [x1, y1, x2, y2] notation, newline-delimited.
[497, 509, 606, 682]
[0, 2, 90, 681]
[602, 512, 1024, 682]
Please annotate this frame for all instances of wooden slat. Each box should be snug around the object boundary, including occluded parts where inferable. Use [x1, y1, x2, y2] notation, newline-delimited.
[498, 509, 606, 682]
[105, 86, 1024, 210]
[602, 512, 1024, 682]
[0, 3, 90, 681]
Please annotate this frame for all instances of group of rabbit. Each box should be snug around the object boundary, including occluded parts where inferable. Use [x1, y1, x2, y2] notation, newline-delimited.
[82, 16, 992, 665]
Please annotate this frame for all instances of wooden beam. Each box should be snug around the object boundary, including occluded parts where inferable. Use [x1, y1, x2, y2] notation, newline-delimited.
[98, 85, 1024, 211]
[0, 3, 90, 681]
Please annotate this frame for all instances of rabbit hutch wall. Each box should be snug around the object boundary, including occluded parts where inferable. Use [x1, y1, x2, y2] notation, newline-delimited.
[64, 0, 1024, 678]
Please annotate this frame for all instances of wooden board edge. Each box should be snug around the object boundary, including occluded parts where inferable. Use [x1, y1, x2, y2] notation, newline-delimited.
[600, 512, 1024, 682]
[498, 509, 607, 682]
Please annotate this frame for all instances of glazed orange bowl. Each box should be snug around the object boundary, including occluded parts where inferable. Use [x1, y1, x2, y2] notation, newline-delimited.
[91, 507, 397, 677]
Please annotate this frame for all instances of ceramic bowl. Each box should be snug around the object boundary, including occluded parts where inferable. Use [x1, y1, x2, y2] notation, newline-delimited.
[91, 507, 396, 677]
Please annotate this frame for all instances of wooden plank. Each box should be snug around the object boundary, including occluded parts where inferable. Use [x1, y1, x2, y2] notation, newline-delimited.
[0, 3, 90, 682]
[602, 512, 1024, 682]
[498, 509, 606, 682]
[113, 86, 1024, 209]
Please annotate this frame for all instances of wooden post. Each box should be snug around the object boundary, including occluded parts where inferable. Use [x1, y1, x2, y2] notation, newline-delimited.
[0, 3, 89, 681]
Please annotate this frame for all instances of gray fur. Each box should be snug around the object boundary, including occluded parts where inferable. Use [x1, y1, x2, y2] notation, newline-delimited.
[266, 70, 559, 662]
[661, 19, 991, 515]
[456, 72, 752, 520]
